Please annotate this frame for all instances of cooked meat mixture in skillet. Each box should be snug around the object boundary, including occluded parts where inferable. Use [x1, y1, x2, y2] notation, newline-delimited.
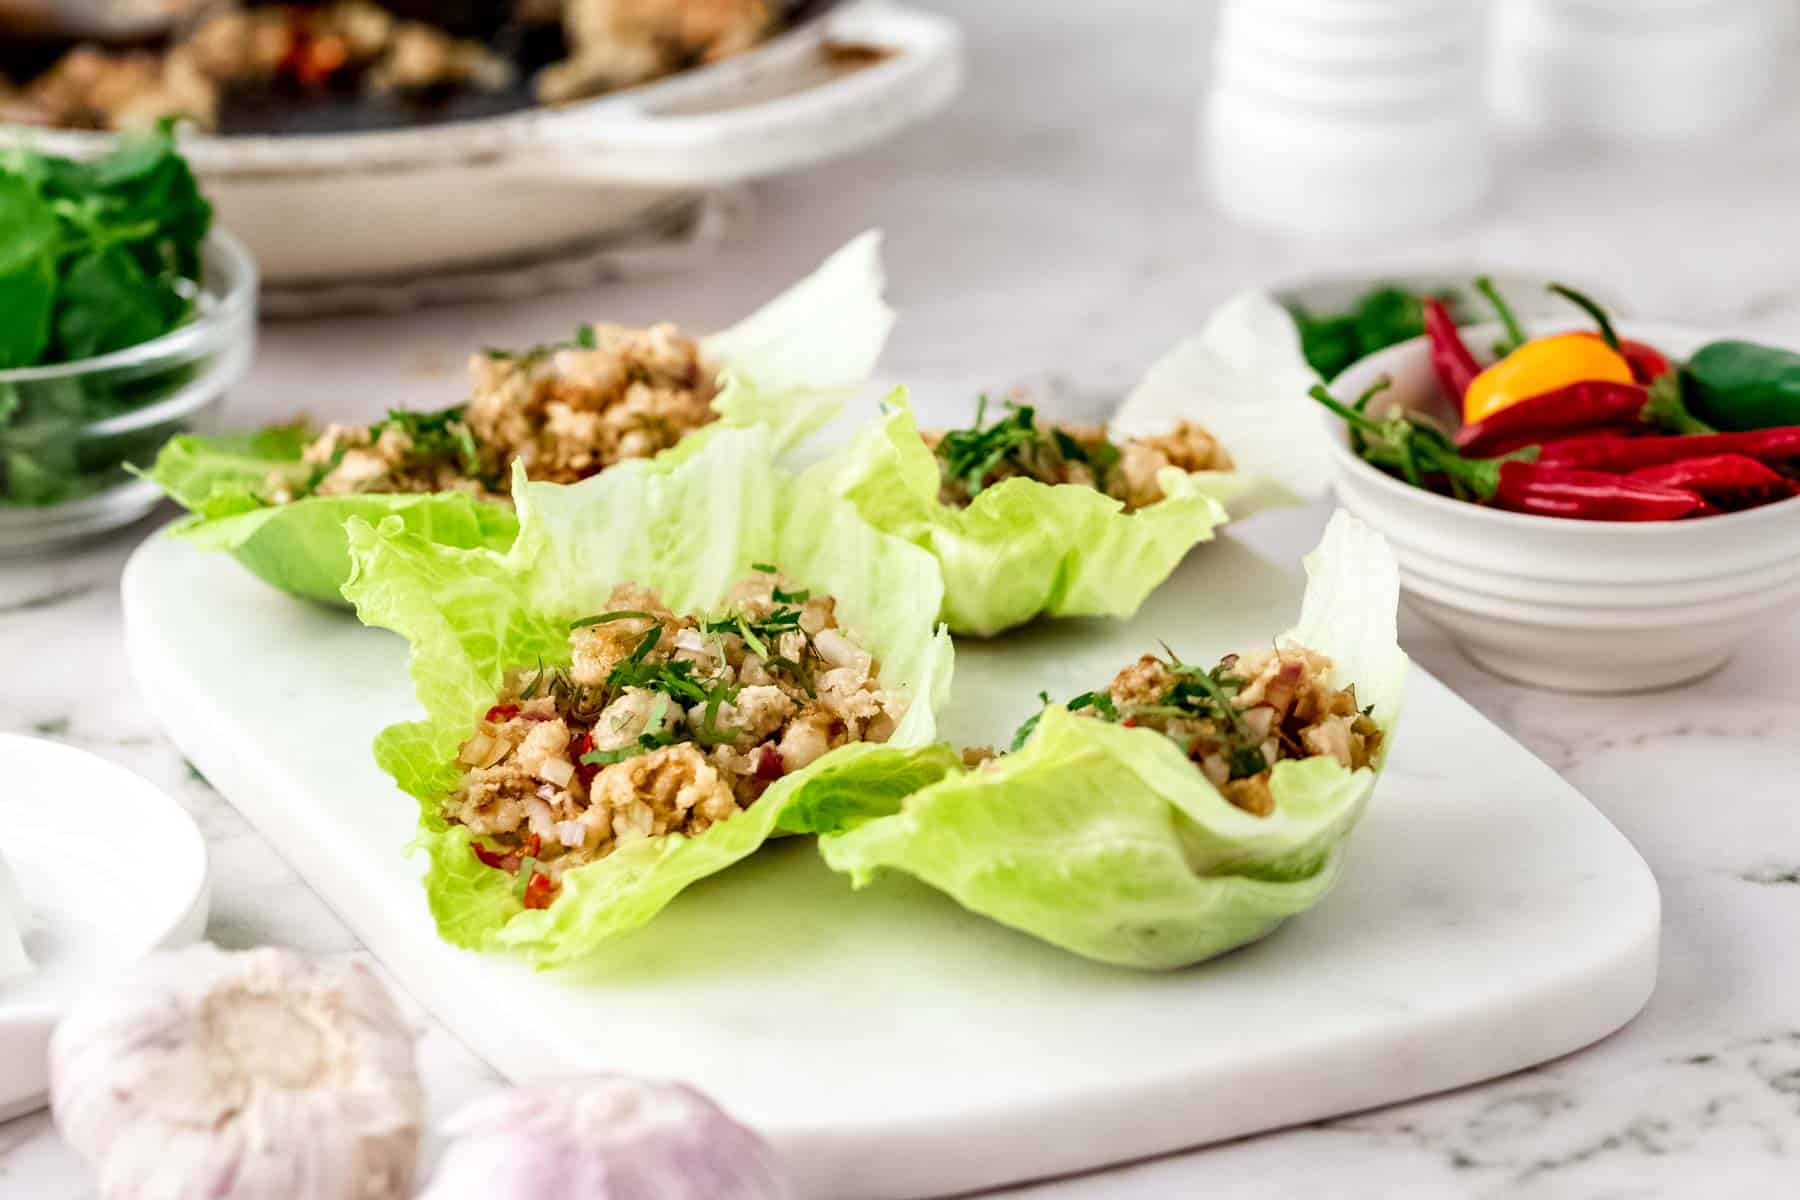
[1003, 644, 1381, 817]
[2, 0, 784, 131]
[5, 2, 510, 132]
[451, 571, 907, 905]
[923, 400, 1233, 512]
[265, 321, 718, 503]
[539, 0, 779, 102]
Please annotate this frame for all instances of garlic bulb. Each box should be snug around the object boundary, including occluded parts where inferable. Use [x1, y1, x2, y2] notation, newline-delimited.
[0, 844, 30, 980]
[422, 1075, 791, 1200]
[51, 944, 424, 1200]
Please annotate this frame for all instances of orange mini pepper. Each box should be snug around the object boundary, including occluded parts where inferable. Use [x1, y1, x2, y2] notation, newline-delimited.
[1462, 333, 1634, 425]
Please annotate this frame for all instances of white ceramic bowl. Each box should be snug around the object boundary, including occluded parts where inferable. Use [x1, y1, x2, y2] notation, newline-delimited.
[1328, 322, 1800, 693]
[0, 735, 209, 1120]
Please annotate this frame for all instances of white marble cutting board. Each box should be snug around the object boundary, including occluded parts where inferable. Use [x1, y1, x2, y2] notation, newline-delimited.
[120, 526, 1659, 1200]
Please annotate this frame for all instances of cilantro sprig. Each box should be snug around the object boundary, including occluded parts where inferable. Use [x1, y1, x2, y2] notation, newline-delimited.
[1, 123, 215, 505]
[0, 121, 210, 371]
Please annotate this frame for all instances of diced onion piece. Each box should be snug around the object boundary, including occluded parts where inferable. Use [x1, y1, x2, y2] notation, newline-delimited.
[524, 798, 557, 840]
[459, 733, 495, 767]
[539, 757, 575, 788]
[814, 629, 871, 673]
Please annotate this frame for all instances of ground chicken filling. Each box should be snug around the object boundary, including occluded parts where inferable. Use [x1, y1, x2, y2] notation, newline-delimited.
[1003, 645, 1381, 817]
[3, 2, 511, 132]
[265, 321, 718, 503]
[448, 572, 908, 906]
[540, 0, 779, 103]
[2, 0, 778, 132]
[922, 400, 1233, 512]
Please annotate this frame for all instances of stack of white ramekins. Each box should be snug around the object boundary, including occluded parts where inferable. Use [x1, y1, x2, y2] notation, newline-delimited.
[1204, 0, 1491, 236]
[1491, 0, 1795, 142]
[1205, 0, 1795, 236]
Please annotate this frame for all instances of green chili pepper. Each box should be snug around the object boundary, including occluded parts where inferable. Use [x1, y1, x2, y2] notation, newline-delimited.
[1683, 340, 1800, 432]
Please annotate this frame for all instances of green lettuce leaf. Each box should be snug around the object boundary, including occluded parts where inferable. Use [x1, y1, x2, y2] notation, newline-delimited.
[703, 229, 894, 452]
[818, 511, 1407, 970]
[143, 429, 520, 605]
[342, 426, 956, 967]
[807, 390, 1229, 637]
[1109, 290, 1333, 516]
[144, 231, 894, 606]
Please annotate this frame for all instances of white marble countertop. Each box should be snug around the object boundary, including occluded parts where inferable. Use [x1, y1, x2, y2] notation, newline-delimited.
[6, 2, 1800, 1195]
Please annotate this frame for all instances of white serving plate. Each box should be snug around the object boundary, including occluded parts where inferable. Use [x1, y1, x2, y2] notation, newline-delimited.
[121, 512, 1659, 1199]
[0, 735, 210, 1122]
[1, 1, 962, 283]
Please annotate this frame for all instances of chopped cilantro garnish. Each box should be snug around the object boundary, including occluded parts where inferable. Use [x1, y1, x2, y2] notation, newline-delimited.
[627, 625, 662, 664]
[484, 325, 598, 364]
[1007, 651, 1269, 780]
[932, 396, 1123, 503]
[1067, 691, 1119, 720]
[569, 610, 654, 630]
[701, 604, 804, 662]
[368, 405, 484, 477]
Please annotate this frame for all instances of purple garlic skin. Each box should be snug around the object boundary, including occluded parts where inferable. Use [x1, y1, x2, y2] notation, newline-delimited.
[421, 1074, 790, 1200]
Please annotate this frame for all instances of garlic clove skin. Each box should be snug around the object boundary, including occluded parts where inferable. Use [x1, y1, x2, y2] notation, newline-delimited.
[0, 845, 30, 980]
[422, 1074, 791, 1200]
[50, 944, 424, 1200]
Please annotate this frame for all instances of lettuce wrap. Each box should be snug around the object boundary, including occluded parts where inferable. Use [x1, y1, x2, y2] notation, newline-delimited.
[807, 291, 1329, 636]
[147, 231, 896, 607]
[1109, 290, 1335, 516]
[818, 511, 1407, 970]
[342, 426, 957, 966]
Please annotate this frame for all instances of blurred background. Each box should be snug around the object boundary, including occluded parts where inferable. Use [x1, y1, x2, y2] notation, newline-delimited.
[6, 0, 1800, 424]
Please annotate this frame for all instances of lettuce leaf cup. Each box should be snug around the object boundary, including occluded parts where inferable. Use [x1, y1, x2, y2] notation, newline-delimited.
[818, 511, 1407, 970]
[807, 291, 1329, 636]
[147, 231, 895, 607]
[343, 426, 957, 967]
[1109, 290, 1335, 516]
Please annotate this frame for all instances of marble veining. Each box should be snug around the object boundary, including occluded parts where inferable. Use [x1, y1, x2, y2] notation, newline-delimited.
[7, 1, 1800, 1195]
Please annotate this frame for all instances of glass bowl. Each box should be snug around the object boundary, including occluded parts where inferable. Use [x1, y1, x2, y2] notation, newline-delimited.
[0, 229, 258, 552]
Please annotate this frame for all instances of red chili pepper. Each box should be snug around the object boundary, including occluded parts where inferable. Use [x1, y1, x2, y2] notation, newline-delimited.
[521, 872, 556, 910]
[522, 832, 542, 859]
[1310, 385, 1711, 522]
[471, 841, 509, 870]
[1423, 298, 1482, 400]
[1627, 454, 1795, 507]
[1455, 380, 1647, 457]
[754, 745, 785, 781]
[1538, 427, 1800, 472]
[1492, 461, 1710, 521]
[1609, 338, 1672, 384]
[571, 731, 598, 785]
[484, 704, 519, 724]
